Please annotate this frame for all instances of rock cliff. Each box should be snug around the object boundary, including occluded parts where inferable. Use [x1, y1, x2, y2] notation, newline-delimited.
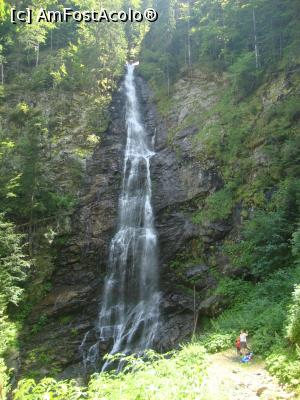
[21, 69, 232, 377]
[138, 71, 230, 350]
[20, 80, 127, 378]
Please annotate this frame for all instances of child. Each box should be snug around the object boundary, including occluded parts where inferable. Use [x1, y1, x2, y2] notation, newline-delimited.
[239, 330, 249, 355]
[235, 336, 241, 355]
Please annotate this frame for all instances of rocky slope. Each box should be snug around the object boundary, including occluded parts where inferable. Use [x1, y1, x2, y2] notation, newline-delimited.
[141, 70, 231, 349]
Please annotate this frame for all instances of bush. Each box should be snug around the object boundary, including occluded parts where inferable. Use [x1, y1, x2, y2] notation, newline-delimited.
[14, 378, 85, 400]
[209, 268, 300, 355]
[229, 52, 263, 98]
[0, 358, 8, 400]
[0, 215, 29, 398]
[266, 349, 300, 387]
[30, 64, 54, 90]
[215, 278, 253, 306]
[0, 215, 29, 310]
[193, 188, 234, 224]
[286, 285, 300, 345]
[14, 345, 208, 400]
[225, 210, 292, 278]
[199, 332, 234, 353]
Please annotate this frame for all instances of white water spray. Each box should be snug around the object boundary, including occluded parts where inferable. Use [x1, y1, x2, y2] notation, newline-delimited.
[81, 63, 160, 371]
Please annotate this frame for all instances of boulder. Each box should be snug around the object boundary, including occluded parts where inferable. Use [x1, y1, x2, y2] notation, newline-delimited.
[257, 386, 268, 396]
[185, 265, 209, 279]
[197, 295, 226, 317]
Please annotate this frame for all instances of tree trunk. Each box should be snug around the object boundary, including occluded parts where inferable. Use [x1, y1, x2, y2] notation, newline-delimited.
[28, 191, 35, 259]
[187, 0, 191, 68]
[279, 32, 283, 59]
[193, 285, 197, 336]
[252, 9, 259, 69]
[167, 66, 170, 97]
[0, 63, 3, 85]
[50, 29, 53, 52]
[36, 43, 39, 67]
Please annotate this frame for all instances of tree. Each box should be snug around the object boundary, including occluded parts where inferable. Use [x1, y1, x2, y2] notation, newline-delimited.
[0, 45, 5, 84]
[19, 21, 49, 67]
[18, 1, 57, 66]
[0, 214, 29, 312]
[286, 285, 300, 345]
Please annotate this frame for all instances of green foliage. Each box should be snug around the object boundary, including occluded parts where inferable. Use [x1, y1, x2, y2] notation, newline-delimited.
[214, 278, 252, 306]
[286, 285, 300, 345]
[58, 315, 72, 325]
[193, 188, 234, 224]
[0, 0, 139, 231]
[14, 345, 208, 400]
[0, 214, 29, 399]
[89, 347, 207, 400]
[208, 267, 300, 356]
[141, 0, 300, 97]
[0, 316, 19, 399]
[14, 377, 85, 400]
[0, 316, 18, 357]
[229, 52, 263, 98]
[139, 0, 300, 393]
[29, 63, 55, 90]
[199, 332, 234, 354]
[292, 226, 300, 265]
[0, 214, 29, 310]
[31, 314, 48, 335]
[0, 358, 9, 400]
[266, 348, 300, 387]
[225, 210, 292, 278]
[222, 178, 300, 278]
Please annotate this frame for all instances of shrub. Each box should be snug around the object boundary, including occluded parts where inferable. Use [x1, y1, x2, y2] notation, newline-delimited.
[286, 285, 300, 345]
[0, 358, 8, 400]
[193, 188, 234, 224]
[14, 344, 208, 400]
[14, 378, 85, 400]
[215, 278, 253, 306]
[88, 345, 207, 400]
[229, 52, 263, 98]
[266, 349, 300, 387]
[199, 332, 234, 353]
[210, 269, 300, 355]
[225, 210, 292, 278]
[0, 215, 29, 310]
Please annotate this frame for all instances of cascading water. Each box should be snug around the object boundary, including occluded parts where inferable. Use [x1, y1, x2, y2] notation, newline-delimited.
[81, 63, 160, 371]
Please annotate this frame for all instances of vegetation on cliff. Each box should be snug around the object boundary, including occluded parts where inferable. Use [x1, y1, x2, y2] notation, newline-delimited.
[140, 0, 300, 392]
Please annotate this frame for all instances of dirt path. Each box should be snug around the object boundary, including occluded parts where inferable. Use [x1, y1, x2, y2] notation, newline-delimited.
[203, 349, 298, 400]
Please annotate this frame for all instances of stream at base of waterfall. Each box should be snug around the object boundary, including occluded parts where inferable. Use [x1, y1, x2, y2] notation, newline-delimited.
[80, 63, 160, 371]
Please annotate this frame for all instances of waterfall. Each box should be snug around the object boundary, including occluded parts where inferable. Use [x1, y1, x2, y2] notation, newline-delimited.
[81, 63, 160, 371]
